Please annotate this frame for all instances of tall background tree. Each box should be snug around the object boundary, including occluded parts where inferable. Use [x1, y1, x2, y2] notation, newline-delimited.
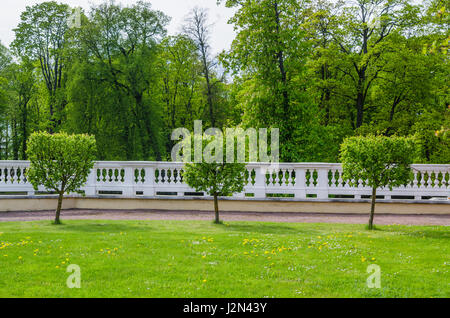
[184, 7, 230, 130]
[12, 1, 71, 132]
[68, 0, 169, 160]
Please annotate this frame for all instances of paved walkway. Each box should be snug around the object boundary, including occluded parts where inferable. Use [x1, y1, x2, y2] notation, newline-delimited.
[0, 210, 449, 226]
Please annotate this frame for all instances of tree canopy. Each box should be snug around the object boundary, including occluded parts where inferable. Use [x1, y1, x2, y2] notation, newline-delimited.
[0, 0, 447, 164]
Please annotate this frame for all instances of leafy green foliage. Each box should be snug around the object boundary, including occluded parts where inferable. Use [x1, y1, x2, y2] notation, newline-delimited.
[184, 162, 247, 198]
[11, 1, 71, 132]
[26, 132, 96, 223]
[26, 132, 97, 194]
[182, 133, 247, 223]
[340, 135, 416, 229]
[0, 0, 448, 164]
[184, 162, 246, 224]
[220, 0, 314, 162]
[340, 135, 416, 190]
[412, 111, 450, 164]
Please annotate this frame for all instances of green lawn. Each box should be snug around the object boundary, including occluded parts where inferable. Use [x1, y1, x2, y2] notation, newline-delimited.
[0, 220, 448, 298]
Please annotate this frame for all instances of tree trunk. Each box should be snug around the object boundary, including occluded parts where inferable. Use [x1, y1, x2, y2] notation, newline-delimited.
[55, 191, 64, 225]
[213, 194, 220, 224]
[356, 91, 365, 128]
[369, 187, 377, 230]
[21, 100, 28, 160]
[12, 118, 19, 160]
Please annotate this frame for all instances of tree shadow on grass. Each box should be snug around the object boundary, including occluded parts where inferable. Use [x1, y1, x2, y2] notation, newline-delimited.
[58, 222, 153, 233]
[378, 226, 450, 240]
[222, 223, 321, 235]
[402, 229, 450, 240]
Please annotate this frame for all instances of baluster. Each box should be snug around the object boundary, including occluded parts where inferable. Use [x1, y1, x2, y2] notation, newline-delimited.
[433, 171, 439, 189]
[337, 170, 343, 188]
[280, 169, 285, 186]
[287, 169, 293, 186]
[167, 169, 172, 184]
[426, 171, 432, 188]
[274, 169, 280, 186]
[9, 167, 15, 184]
[413, 171, 419, 189]
[329, 169, 335, 188]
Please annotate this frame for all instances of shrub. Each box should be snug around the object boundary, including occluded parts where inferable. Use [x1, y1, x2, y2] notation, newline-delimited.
[26, 132, 96, 224]
[179, 132, 247, 224]
[340, 135, 416, 230]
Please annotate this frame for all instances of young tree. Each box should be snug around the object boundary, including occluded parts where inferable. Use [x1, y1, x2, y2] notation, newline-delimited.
[180, 132, 247, 224]
[183, 162, 247, 224]
[26, 132, 96, 224]
[340, 135, 416, 230]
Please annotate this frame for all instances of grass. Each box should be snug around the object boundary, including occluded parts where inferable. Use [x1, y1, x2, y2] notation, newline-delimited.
[0, 219, 448, 298]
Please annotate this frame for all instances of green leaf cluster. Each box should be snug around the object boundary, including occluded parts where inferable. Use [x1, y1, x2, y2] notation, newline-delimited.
[340, 135, 416, 190]
[26, 132, 97, 194]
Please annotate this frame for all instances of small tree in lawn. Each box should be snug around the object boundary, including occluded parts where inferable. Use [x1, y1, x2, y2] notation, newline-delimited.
[183, 162, 247, 224]
[340, 135, 416, 230]
[26, 132, 96, 225]
[178, 131, 247, 224]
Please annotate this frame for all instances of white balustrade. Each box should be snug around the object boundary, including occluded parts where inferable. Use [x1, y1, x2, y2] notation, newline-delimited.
[0, 161, 448, 202]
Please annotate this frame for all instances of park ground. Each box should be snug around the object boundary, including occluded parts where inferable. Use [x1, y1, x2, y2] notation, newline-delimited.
[0, 215, 448, 298]
[0, 209, 449, 225]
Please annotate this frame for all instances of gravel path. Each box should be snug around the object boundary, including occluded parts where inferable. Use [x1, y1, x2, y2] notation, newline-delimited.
[0, 209, 449, 226]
